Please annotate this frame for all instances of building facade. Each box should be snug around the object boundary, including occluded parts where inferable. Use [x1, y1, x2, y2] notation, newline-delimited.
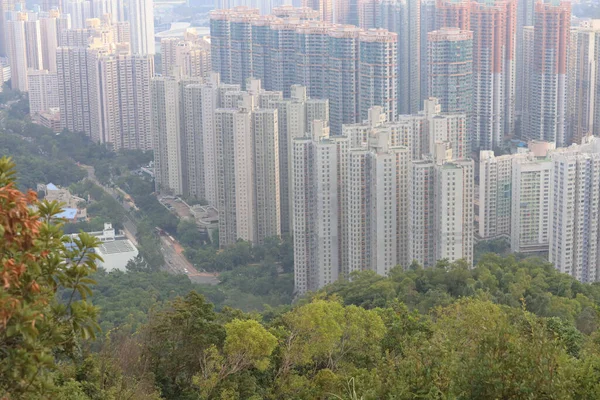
[525, 0, 570, 146]
[209, 8, 398, 135]
[510, 157, 552, 253]
[27, 69, 59, 115]
[378, 0, 421, 114]
[549, 140, 600, 282]
[567, 24, 599, 144]
[427, 28, 473, 147]
[127, 0, 155, 55]
[292, 125, 348, 294]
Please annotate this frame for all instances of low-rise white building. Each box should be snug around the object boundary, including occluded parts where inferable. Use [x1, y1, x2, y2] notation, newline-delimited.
[66, 223, 138, 272]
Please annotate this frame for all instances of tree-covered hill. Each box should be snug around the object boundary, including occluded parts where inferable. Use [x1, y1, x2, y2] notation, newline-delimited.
[322, 255, 600, 334]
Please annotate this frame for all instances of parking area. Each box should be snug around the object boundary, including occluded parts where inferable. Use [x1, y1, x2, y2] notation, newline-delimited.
[158, 196, 193, 219]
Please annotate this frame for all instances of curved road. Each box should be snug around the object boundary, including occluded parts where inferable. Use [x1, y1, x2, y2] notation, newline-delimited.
[80, 164, 215, 283]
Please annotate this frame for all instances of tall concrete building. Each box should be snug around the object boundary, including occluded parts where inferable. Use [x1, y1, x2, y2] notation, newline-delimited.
[292, 122, 348, 294]
[182, 75, 243, 205]
[216, 0, 282, 15]
[378, 0, 421, 114]
[56, 45, 94, 136]
[409, 159, 435, 266]
[435, 0, 470, 31]
[183, 77, 220, 203]
[357, 0, 378, 29]
[39, 11, 60, 72]
[27, 69, 58, 115]
[344, 99, 467, 160]
[469, 0, 516, 150]
[434, 157, 474, 265]
[182, 83, 207, 202]
[215, 101, 255, 245]
[40, 0, 61, 11]
[549, 138, 600, 282]
[595, 31, 600, 138]
[347, 131, 410, 275]
[161, 30, 211, 78]
[327, 25, 361, 134]
[230, 10, 256, 90]
[93, 0, 125, 22]
[209, 8, 398, 135]
[0, 0, 22, 57]
[152, 76, 185, 196]
[5, 11, 36, 91]
[358, 29, 397, 123]
[269, 18, 301, 97]
[66, 0, 92, 29]
[249, 15, 275, 91]
[294, 21, 330, 100]
[56, 13, 72, 37]
[270, 85, 329, 234]
[526, 0, 570, 146]
[478, 150, 532, 240]
[292, 123, 414, 293]
[214, 86, 282, 247]
[335, 0, 358, 25]
[113, 20, 130, 44]
[112, 52, 154, 150]
[510, 156, 552, 253]
[435, 0, 516, 150]
[515, 0, 535, 116]
[271, 5, 321, 20]
[25, 16, 43, 71]
[567, 23, 599, 144]
[409, 152, 474, 267]
[427, 28, 473, 116]
[253, 108, 281, 243]
[209, 9, 234, 84]
[420, 0, 436, 104]
[301, 0, 332, 22]
[152, 75, 202, 196]
[425, 99, 469, 160]
[127, 0, 154, 55]
[344, 105, 423, 157]
[593, 32, 600, 136]
[478, 137, 600, 283]
[58, 39, 154, 149]
[520, 25, 534, 137]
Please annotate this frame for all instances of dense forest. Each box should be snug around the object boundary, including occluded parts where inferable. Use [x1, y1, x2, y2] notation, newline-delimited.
[4, 157, 600, 399]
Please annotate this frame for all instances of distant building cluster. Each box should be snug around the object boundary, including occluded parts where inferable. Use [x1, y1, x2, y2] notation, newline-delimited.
[479, 137, 600, 283]
[1, 0, 159, 150]
[38, 182, 87, 222]
[4, 0, 600, 292]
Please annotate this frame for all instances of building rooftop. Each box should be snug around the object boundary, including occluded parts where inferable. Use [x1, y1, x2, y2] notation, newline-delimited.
[46, 183, 58, 191]
[55, 208, 77, 219]
[97, 239, 136, 256]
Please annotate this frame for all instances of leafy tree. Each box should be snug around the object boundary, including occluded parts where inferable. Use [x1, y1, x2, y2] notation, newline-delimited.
[143, 292, 226, 399]
[407, 299, 576, 398]
[0, 157, 100, 398]
[134, 221, 165, 271]
[223, 319, 277, 372]
[177, 219, 202, 248]
[125, 254, 149, 273]
[474, 237, 511, 263]
[195, 319, 278, 397]
[325, 256, 600, 332]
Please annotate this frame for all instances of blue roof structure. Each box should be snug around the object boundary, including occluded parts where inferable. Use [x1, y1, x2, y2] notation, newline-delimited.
[47, 183, 59, 191]
[55, 208, 77, 220]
